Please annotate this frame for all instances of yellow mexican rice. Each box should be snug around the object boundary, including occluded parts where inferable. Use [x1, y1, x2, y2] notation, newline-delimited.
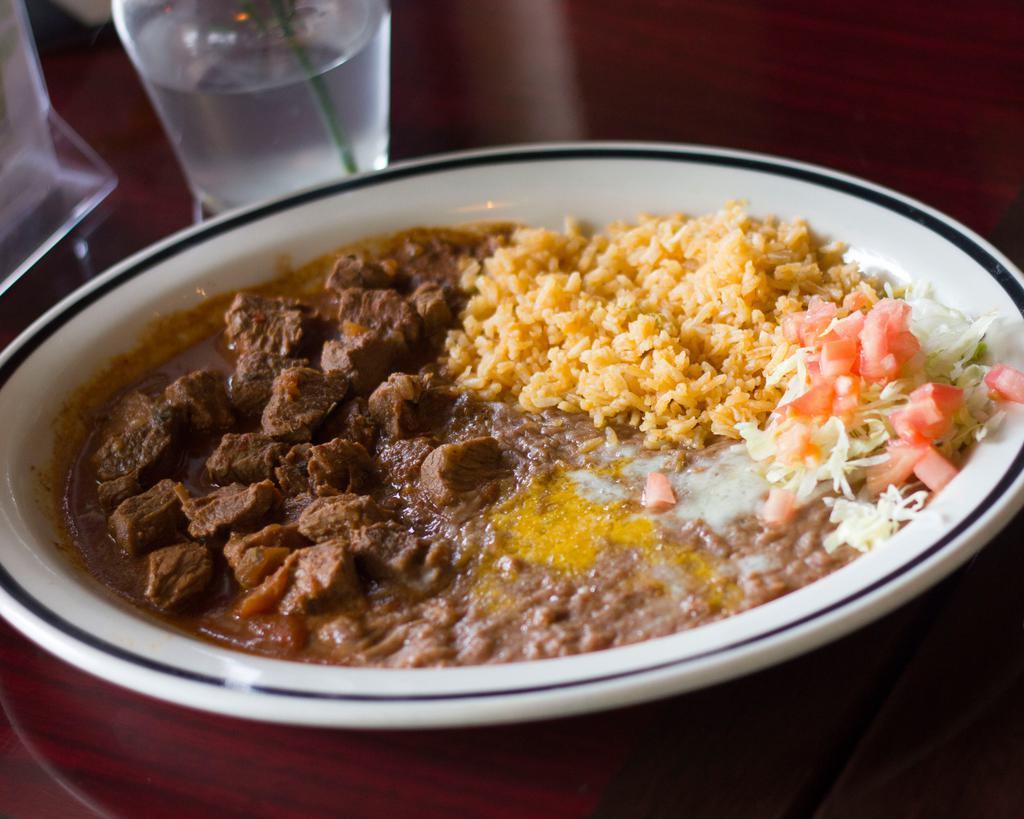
[445, 202, 878, 447]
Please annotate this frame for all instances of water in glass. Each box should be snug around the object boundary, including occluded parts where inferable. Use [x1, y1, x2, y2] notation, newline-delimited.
[114, 0, 390, 214]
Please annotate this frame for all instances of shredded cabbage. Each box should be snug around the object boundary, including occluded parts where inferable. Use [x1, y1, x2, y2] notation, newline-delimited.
[739, 284, 1000, 551]
[739, 416, 890, 501]
[823, 486, 929, 553]
[771, 349, 811, 405]
[906, 282, 998, 382]
[905, 287, 1000, 456]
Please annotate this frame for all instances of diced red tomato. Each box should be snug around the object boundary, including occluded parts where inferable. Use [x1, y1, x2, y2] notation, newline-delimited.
[820, 338, 859, 377]
[843, 291, 870, 312]
[832, 374, 861, 418]
[871, 298, 913, 328]
[864, 441, 928, 495]
[784, 351, 867, 419]
[782, 380, 835, 418]
[831, 312, 866, 341]
[890, 405, 940, 445]
[782, 298, 838, 348]
[806, 297, 838, 328]
[834, 374, 859, 397]
[913, 447, 959, 492]
[861, 352, 900, 382]
[909, 383, 964, 415]
[891, 383, 964, 443]
[859, 312, 892, 378]
[985, 364, 1024, 403]
[761, 488, 796, 527]
[858, 299, 919, 382]
[642, 472, 676, 512]
[888, 330, 921, 364]
[776, 422, 819, 466]
[781, 314, 802, 344]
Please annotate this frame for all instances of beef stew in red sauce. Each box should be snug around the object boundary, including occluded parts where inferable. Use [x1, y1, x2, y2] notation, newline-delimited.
[61, 226, 856, 668]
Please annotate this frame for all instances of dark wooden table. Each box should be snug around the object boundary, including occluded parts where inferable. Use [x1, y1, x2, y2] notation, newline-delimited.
[3, 2, 1024, 816]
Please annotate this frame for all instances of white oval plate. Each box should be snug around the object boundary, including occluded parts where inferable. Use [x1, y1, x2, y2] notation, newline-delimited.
[2, 143, 1023, 728]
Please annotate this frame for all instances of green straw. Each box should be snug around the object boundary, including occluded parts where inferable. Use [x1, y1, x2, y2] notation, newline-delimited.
[241, 0, 358, 174]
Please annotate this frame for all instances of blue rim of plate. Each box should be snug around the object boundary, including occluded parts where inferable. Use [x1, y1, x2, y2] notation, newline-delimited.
[2, 144, 1023, 703]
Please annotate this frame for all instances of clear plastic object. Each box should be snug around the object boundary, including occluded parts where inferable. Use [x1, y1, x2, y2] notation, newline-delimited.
[0, 0, 116, 296]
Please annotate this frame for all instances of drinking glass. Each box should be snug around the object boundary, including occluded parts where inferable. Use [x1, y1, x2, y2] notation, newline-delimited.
[113, 0, 390, 215]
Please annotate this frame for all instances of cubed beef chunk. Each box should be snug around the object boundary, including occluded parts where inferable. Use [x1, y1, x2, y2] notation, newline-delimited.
[92, 392, 178, 482]
[365, 372, 456, 442]
[279, 541, 360, 615]
[275, 443, 312, 496]
[472, 231, 507, 260]
[237, 540, 360, 617]
[236, 552, 299, 617]
[225, 521, 307, 556]
[108, 479, 185, 555]
[419, 436, 507, 507]
[325, 252, 398, 291]
[229, 351, 309, 417]
[261, 367, 348, 442]
[224, 293, 307, 356]
[282, 492, 316, 523]
[224, 524, 306, 588]
[395, 236, 470, 293]
[97, 471, 142, 514]
[318, 397, 377, 451]
[145, 542, 212, 610]
[320, 331, 398, 396]
[417, 379, 459, 425]
[276, 437, 374, 501]
[368, 373, 425, 439]
[206, 433, 288, 485]
[307, 438, 373, 494]
[163, 370, 234, 433]
[297, 494, 389, 542]
[349, 521, 429, 582]
[178, 480, 279, 539]
[389, 232, 508, 299]
[232, 545, 293, 590]
[376, 437, 436, 488]
[409, 283, 453, 338]
[336, 288, 421, 348]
